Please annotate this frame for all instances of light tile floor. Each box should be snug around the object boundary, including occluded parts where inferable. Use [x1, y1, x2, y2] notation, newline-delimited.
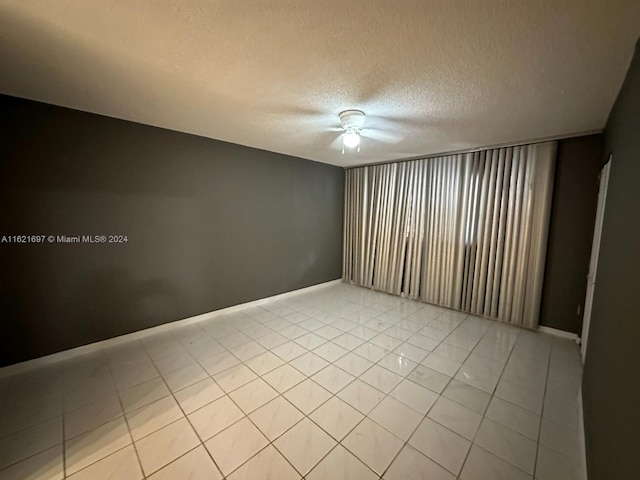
[0, 283, 584, 479]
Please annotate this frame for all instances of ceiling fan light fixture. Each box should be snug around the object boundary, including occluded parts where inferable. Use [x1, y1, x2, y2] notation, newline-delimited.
[343, 130, 361, 149]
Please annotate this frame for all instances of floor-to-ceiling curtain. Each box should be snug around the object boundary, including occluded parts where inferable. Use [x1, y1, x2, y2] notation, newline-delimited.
[343, 141, 556, 328]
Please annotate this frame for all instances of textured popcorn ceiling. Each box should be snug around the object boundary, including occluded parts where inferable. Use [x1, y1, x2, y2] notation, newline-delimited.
[0, 1, 638, 167]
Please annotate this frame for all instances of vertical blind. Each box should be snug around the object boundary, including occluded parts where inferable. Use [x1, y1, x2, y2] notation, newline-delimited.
[343, 141, 556, 328]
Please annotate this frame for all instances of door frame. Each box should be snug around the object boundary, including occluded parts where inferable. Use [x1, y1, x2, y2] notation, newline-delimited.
[581, 155, 611, 363]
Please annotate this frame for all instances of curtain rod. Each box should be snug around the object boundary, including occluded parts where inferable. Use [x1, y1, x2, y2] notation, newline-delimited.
[343, 129, 602, 169]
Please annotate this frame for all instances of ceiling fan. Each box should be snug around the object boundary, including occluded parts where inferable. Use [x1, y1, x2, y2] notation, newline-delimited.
[335, 109, 402, 154]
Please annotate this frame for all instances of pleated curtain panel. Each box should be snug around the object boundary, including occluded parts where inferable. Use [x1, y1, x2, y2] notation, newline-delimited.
[342, 141, 557, 328]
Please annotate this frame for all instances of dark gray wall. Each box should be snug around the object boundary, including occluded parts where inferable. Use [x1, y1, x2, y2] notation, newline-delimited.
[539, 135, 603, 333]
[582, 40, 640, 479]
[0, 95, 344, 367]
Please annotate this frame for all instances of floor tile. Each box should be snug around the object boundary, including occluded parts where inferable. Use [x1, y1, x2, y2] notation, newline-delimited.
[427, 396, 482, 440]
[312, 365, 355, 393]
[119, 378, 169, 413]
[271, 342, 308, 362]
[136, 418, 200, 476]
[460, 445, 531, 480]
[298, 318, 324, 331]
[262, 364, 306, 393]
[370, 333, 403, 351]
[279, 324, 308, 340]
[283, 379, 332, 414]
[542, 396, 578, 430]
[393, 343, 430, 363]
[485, 396, 540, 440]
[161, 363, 208, 393]
[431, 342, 471, 362]
[406, 334, 441, 351]
[353, 342, 387, 362]
[229, 378, 279, 414]
[454, 365, 499, 393]
[342, 418, 404, 475]
[154, 349, 196, 375]
[441, 379, 491, 414]
[295, 333, 327, 350]
[0, 393, 63, 438]
[314, 325, 344, 341]
[198, 351, 241, 377]
[227, 445, 300, 480]
[333, 334, 366, 351]
[112, 362, 159, 392]
[313, 342, 349, 362]
[464, 351, 505, 375]
[188, 395, 244, 441]
[273, 418, 336, 476]
[249, 396, 304, 441]
[539, 418, 581, 460]
[230, 341, 267, 362]
[383, 326, 414, 341]
[0, 444, 63, 480]
[337, 379, 385, 414]
[289, 352, 329, 376]
[364, 318, 394, 332]
[408, 365, 451, 393]
[535, 444, 582, 480]
[245, 352, 285, 376]
[213, 365, 258, 393]
[421, 353, 462, 377]
[494, 379, 544, 414]
[408, 417, 471, 475]
[126, 395, 183, 440]
[148, 446, 221, 480]
[378, 353, 418, 376]
[369, 396, 423, 440]
[67, 445, 142, 480]
[174, 378, 224, 414]
[383, 444, 455, 480]
[307, 445, 377, 480]
[349, 325, 380, 341]
[309, 396, 363, 441]
[389, 379, 439, 414]
[256, 333, 289, 350]
[65, 417, 130, 476]
[474, 418, 537, 474]
[360, 365, 402, 393]
[334, 352, 374, 376]
[205, 418, 268, 476]
[218, 333, 251, 350]
[418, 327, 449, 343]
[64, 395, 123, 440]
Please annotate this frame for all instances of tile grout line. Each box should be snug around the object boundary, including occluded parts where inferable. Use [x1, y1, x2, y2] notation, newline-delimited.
[106, 351, 148, 480]
[532, 338, 555, 480]
[453, 320, 524, 479]
[139, 329, 228, 479]
[201, 291, 579, 478]
[119, 302, 472, 477]
[378, 310, 513, 479]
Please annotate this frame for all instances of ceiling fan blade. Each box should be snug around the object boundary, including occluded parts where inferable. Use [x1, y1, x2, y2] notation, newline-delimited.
[362, 129, 403, 144]
[330, 135, 344, 149]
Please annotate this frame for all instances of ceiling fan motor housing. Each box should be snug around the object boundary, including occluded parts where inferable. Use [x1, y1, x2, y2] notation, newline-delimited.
[339, 110, 366, 131]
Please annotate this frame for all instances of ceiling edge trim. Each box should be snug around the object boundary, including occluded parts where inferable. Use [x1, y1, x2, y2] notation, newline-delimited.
[343, 129, 603, 169]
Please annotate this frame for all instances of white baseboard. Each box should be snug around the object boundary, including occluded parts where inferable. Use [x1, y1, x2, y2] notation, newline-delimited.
[0, 279, 343, 379]
[578, 389, 588, 479]
[537, 325, 580, 343]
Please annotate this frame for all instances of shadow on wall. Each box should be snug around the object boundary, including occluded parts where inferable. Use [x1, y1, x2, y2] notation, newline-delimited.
[75, 269, 189, 344]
